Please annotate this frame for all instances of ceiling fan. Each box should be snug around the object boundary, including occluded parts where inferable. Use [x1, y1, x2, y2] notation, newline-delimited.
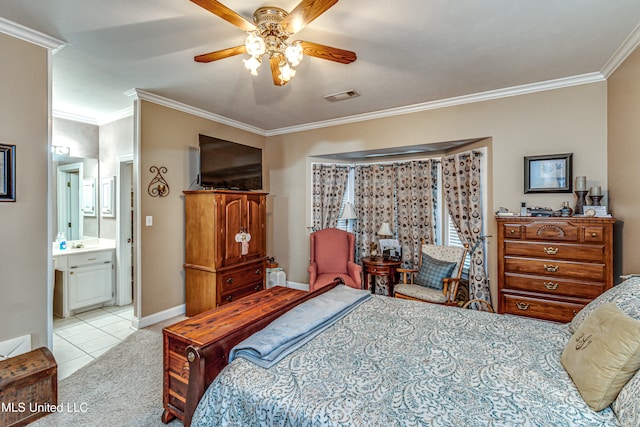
[191, 0, 357, 86]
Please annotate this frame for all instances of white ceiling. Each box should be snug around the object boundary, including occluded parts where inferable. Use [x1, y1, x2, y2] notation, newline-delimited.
[1, 0, 640, 134]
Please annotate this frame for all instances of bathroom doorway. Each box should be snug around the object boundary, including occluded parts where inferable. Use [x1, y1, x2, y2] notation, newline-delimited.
[116, 155, 135, 308]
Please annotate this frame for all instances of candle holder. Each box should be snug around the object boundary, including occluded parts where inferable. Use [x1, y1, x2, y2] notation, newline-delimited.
[589, 195, 603, 206]
[574, 190, 588, 215]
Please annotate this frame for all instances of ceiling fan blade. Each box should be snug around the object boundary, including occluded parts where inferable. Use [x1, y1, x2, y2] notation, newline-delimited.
[191, 0, 256, 32]
[300, 41, 356, 64]
[282, 0, 338, 34]
[195, 45, 246, 63]
[270, 57, 289, 86]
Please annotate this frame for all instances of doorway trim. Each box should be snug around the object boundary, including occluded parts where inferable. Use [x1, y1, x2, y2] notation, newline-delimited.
[116, 154, 134, 307]
[57, 162, 84, 240]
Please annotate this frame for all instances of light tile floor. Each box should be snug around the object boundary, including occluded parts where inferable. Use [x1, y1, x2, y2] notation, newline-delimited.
[53, 305, 135, 380]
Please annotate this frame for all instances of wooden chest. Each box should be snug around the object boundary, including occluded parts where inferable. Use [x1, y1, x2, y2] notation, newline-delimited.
[162, 286, 307, 425]
[496, 216, 615, 322]
[0, 347, 57, 427]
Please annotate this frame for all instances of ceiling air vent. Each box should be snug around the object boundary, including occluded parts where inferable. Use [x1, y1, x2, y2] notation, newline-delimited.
[324, 90, 360, 102]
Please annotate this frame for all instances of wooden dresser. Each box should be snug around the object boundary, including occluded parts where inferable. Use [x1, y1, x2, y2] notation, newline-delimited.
[183, 190, 268, 316]
[496, 216, 615, 323]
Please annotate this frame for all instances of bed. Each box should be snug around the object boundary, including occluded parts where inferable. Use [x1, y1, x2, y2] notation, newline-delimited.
[170, 278, 640, 427]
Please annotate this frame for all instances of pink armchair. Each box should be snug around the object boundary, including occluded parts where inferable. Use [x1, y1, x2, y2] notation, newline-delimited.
[308, 228, 363, 292]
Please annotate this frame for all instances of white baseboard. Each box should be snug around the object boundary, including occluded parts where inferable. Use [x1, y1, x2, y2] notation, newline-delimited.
[286, 281, 309, 291]
[132, 304, 185, 329]
[0, 334, 32, 360]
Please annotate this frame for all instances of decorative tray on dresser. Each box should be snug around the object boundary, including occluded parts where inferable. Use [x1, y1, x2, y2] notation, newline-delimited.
[496, 216, 616, 323]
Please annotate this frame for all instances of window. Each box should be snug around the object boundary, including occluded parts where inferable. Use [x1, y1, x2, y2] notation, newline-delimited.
[444, 214, 471, 278]
[336, 168, 355, 232]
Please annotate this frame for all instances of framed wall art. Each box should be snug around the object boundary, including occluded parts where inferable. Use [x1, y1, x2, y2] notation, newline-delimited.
[524, 153, 573, 193]
[0, 144, 16, 202]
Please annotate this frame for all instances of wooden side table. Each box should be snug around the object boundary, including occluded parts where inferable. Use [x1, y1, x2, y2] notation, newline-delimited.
[361, 256, 402, 296]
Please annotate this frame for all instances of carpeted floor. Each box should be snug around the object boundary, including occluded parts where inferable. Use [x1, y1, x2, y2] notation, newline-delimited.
[32, 316, 185, 427]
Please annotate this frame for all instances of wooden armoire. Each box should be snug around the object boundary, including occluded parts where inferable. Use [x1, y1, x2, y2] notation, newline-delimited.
[183, 190, 268, 316]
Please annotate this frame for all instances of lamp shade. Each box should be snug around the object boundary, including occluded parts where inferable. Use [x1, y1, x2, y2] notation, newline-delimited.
[339, 202, 357, 220]
[377, 222, 393, 236]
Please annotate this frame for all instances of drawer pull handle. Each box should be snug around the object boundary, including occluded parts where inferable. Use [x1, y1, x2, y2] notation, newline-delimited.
[69, 271, 74, 275]
[255, 269, 262, 275]
[510, 229, 516, 234]
[591, 232, 598, 237]
[515, 301, 530, 311]
[544, 264, 559, 272]
[544, 247, 558, 255]
[543, 281, 559, 290]
[87, 257, 97, 261]
[255, 284, 261, 291]
[226, 295, 233, 302]
[226, 278, 234, 284]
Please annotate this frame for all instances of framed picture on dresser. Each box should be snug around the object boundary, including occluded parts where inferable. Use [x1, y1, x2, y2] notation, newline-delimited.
[524, 153, 573, 193]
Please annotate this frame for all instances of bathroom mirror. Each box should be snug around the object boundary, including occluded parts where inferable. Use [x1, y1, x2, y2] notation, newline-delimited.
[52, 117, 101, 242]
[54, 155, 99, 240]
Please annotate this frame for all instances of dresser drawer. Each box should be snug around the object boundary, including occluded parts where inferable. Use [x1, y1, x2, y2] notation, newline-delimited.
[504, 241, 604, 262]
[219, 262, 265, 293]
[504, 273, 605, 299]
[504, 257, 605, 282]
[522, 221, 578, 242]
[584, 226, 605, 243]
[501, 293, 585, 323]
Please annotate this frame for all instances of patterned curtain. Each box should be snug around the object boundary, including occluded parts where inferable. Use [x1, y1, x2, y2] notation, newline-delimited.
[441, 150, 490, 305]
[311, 164, 349, 230]
[394, 160, 439, 269]
[353, 164, 395, 263]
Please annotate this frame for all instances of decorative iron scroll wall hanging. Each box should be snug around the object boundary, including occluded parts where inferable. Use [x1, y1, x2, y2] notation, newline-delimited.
[148, 166, 169, 197]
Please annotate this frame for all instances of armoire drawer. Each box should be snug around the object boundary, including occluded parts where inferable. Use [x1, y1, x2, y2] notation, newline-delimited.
[503, 273, 605, 299]
[219, 262, 265, 293]
[219, 281, 263, 305]
[501, 293, 585, 323]
[504, 241, 604, 262]
[504, 257, 605, 282]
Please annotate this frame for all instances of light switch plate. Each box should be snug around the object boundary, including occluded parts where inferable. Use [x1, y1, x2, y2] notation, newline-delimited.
[146, 216, 153, 226]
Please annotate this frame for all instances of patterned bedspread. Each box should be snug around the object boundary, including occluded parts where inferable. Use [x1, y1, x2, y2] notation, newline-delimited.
[192, 295, 620, 426]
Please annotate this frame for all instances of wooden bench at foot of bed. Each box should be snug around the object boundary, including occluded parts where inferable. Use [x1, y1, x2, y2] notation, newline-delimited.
[161, 280, 342, 427]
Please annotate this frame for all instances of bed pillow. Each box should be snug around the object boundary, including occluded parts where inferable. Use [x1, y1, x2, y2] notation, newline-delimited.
[569, 276, 640, 333]
[612, 370, 640, 427]
[415, 253, 457, 290]
[561, 302, 640, 411]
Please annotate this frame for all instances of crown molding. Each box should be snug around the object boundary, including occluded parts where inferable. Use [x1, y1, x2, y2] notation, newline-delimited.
[265, 72, 605, 136]
[126, 89, 267, 136]
[52, 110, 98, 125]
[97, 107, 134, 126]
[0, 17, 65, 52]
[126, 72, 604, 138]
[601, 22, 640, 78]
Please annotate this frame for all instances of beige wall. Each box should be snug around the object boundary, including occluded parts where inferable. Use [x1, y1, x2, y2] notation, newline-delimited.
[99, 115, 134, 239]
[0, 33, 50, 348]
[267, 82, 608, 303]
[138, 101, 266, 317]
[135, 79, 607, 316]
[608, 46, 640, 275]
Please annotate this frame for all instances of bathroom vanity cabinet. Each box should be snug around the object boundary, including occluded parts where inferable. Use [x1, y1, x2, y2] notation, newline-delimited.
[53, 246, 115, 318]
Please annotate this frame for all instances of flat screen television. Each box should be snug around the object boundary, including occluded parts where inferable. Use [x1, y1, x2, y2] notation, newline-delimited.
[198, 134, 263, 190]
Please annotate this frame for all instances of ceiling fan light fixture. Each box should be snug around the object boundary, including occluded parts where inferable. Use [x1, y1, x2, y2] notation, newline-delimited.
[245, 31, 266, 57]
[243, 55, 262, 76]
[278, 61, 296, 83]
[285, 41, 303, 67]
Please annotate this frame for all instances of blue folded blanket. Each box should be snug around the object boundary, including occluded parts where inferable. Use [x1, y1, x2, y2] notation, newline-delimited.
[229, 285, 372, 368]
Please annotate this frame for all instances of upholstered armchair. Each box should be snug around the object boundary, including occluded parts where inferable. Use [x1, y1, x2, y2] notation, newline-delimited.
[308, 228, 362, 292]
[394, 243, 468, 305]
